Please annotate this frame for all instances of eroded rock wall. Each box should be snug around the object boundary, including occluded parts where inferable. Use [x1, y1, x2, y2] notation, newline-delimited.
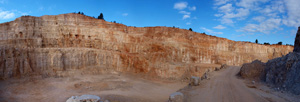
[0, 13, 293, 79]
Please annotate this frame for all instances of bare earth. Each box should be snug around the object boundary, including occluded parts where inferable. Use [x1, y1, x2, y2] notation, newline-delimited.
[0, 73, 186, 102]
[183, 66, 299, 102]
[1, 66, 299, 102]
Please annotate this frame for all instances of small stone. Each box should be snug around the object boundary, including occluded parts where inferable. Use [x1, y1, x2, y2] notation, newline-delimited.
[66, 95, 100, 102]
[252, 81, 255, 84]
[201, 73, 209, 80]
[168, 92, 184, 102]
[190, 76, 200, 86]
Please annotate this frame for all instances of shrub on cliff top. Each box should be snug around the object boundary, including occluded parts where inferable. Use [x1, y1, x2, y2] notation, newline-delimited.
[98, 13, 104, 20]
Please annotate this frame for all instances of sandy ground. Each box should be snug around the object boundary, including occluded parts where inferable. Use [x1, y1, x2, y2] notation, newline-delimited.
[181, 66, 300, 102]
[1, 66, 299, 102]
[0, 73, 187, 102]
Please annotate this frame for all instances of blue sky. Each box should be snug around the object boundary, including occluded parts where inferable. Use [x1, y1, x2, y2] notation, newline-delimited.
[0, 0, 299, 45]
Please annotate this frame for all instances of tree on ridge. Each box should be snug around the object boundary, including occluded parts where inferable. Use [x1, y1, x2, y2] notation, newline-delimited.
[98, 13, 104, 20]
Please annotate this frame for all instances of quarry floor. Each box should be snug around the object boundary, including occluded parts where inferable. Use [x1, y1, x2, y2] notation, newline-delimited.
[0, 66, 299, 102]
[181, 66, 300, 102]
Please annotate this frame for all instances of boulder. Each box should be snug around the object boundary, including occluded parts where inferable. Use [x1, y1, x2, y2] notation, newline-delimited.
[201, 73, 209, 80]
[66, 95, 101, 102]
[168, 92, 184, 102]
[293, 27, 300, 52]
[220, 64, 228, 69]
[190, 76, 200, 86]
[239, 60, 266, 80]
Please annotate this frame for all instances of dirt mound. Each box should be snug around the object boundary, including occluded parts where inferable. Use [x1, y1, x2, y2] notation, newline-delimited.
[239, 60, 266, 80]
[264, 52, 300, 95]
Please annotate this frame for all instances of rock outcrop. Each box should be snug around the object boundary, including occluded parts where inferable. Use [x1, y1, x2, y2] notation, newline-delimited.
[293, 27, 300, 52]
[189, 76, 200, 86]
[0, 13, 293, 79]
[264, 52, 300, 95]
[263, 27, 300, 95]
[239, 60, 266, 80]
[239, 27, 300, 95]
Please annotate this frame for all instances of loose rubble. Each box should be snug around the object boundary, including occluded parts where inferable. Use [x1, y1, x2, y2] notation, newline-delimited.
[168, 92, 184, 102]
[66, 95, 101, 102]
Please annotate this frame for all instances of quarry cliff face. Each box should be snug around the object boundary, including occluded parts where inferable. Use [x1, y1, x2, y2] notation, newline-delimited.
[0, 13, 293, 79]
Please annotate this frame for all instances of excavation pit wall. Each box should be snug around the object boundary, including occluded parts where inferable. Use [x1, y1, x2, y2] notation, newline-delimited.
[0, 13, 293, 79]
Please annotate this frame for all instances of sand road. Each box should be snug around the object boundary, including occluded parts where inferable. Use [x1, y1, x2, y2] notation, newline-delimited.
[186, 66, 296, 102]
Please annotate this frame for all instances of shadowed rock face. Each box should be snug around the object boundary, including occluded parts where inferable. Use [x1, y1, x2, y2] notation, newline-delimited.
[293, 27, 300, 52]
[264, 52, 300, 95]
[0, 13, 293, 79]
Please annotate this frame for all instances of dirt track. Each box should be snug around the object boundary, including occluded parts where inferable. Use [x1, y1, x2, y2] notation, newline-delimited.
[1, 66, 299, 102]
[186, 66, 298, 102]
[0, 74, 186, 102]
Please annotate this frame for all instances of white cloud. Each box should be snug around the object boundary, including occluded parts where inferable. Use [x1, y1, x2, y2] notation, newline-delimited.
[282, 0, 300, 27]
[179, 11, 191, 15]
[214, 14, 223, 17]
[174, 2, 188, 10]
[216, 3, 250, 24]
[213, 25, 226, 29]
[188, 6, 196, 11]
[252, 16, 265, 22]
[174, 2, 197, 21]
[0, 10, 15, 19]
[239, 18, 282, 34]
[186, 22, 191, 25]
[221, 18, 234, 24]
[219, 3, 234, 13]
[201, 27, 223, 35]
[222, 8, 249, 19]
[122, 13, 128, 16]
[183, 15, 190, 19]
[236, 0, 269, 9]
[214, 0, 231, 6]
[212, 0, 300, 37]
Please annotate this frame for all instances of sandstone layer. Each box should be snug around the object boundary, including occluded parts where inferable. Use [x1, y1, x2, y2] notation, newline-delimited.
[0, 13, 293, 79]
